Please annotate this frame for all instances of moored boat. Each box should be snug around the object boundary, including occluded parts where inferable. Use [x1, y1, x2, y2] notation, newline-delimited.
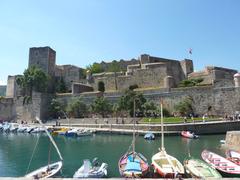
[118, 99, 149, 178]
[119, 151, 149, 178]
[25, 117, 63, 178]
[202, 149, 240, 177]
[181, 131, 199, 139]
[226, 149, 240, 166]
[184, 157, 222, 178]
[73, 158, 108, 178]
[151, 102, 184, 178]
[144, 132, 155, 140]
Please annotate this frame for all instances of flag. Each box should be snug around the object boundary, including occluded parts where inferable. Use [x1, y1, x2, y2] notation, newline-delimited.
[189, 48, 192, 54]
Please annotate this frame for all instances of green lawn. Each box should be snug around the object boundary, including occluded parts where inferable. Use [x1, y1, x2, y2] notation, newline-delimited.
[140, 117, 221, 124]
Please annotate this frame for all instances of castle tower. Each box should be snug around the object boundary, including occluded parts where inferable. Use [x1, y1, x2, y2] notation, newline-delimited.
[28, 46, 56, 92]
[180, 59, 194, 78]
[234, 73, 240, 87]
[28, 47, 56, 78]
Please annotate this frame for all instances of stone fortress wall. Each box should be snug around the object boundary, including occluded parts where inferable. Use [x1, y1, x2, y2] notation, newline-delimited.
[90, 54, 194, 91]
[2, 46, 240, 121]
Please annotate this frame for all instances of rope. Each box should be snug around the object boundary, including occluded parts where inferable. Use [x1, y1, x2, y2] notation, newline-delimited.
[25, 135, 40, 175]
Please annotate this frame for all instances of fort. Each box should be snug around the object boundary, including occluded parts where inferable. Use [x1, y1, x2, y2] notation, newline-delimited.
[1, 46, 240, 121]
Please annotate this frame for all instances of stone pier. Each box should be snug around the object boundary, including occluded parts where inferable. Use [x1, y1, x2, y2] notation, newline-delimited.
[223, 131, 240, 151]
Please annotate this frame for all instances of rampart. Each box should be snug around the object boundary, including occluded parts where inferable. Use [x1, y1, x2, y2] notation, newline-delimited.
[56, 86, 240, 117]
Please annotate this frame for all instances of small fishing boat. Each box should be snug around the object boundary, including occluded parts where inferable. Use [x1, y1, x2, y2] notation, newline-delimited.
[184, 157, 222, 178]
[152, 103, 184, 178]
[181, 131, 199, 139]
[25, 117, 63, 178]
[9, 123, 19, 132]
[202, 149, 240, 177]
[73, 158, 108, 178]
[65, 128, 78, 137]
[226, 150, 240, 165]
[77, 129, 93, 137]
[119, 151, 149, 178]
[31, 127, 45, 133]
[118, 100, 149, 178]
[2, 122, 11, 132]
[144, 132, 155, 140]
[51, 127, 69, 135]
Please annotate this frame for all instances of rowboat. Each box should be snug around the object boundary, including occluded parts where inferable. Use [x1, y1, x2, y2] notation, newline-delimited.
[25, 117, 63, 178]
[119, 151, 149, 178]
[184, 157, 222, 178]
[202, 149, 240, 177]
[226, 150, 240, 166]
[151, 102, 184, 178]
[118, 99, 149, 178]
[181, 131, 199, 139]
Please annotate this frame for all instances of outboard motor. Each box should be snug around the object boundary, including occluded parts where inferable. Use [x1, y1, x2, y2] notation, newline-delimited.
[92, 157, 99, 167]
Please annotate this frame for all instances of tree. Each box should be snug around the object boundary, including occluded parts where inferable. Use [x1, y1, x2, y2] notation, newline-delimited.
[56, 77, 67, 93]
[91, 96, 112, 117]
[178, 78, 204, 87]
[98, 81, 105, 92]
[66, 97, 88, 118]
[118, 89, 146, 117]
[86, 63, 104, 74]
[16, 66, 48, 97]
[50, 98, 65, 118]
[106, 60, 122, 72]
[174, 96, 194, 116]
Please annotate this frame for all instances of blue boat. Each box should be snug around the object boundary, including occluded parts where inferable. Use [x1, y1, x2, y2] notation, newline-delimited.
[144, 132, 155, 140]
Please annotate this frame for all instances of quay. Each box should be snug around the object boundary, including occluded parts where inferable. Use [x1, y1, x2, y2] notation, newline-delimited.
[45, 119, 240, 135]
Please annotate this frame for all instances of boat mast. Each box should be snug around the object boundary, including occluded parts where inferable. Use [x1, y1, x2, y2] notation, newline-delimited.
[36, 117, 63, 161]
[160, 100, 165, 151]
[133, 99, 136, 154]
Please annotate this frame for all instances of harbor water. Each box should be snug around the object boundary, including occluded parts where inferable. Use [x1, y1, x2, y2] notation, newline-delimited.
[0, 133, 225, 178]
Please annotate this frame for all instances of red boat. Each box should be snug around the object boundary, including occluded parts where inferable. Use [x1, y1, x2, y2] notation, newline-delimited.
[181, 131, 199, 139]
[202, 150, 240, 177]
[226, 150, 240, 166]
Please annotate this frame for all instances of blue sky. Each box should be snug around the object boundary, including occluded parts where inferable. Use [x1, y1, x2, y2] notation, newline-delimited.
[0, 0, 240, 85]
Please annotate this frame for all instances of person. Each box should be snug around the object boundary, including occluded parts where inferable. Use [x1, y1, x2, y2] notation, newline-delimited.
[183, 116, 187, 123]
[202, 114, 206, 123]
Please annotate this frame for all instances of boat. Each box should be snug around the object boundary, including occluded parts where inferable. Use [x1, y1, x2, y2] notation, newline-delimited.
[73, 158, 108, 178]
[76, 129, 93, 137]
[201, 149, 240, 177]
[9, 123, 19, 132]
[51, 127, 69, 135]
[151, 102, 184, 178]
[2, 122, 11, 132]
[25, 117, 63, 178]
[144, 132, 155, 140]
[118, 100, 149, 178]
[226, 150, 240, 165]
[65, 128, 78, 137]
[181, 131, 199, 139]
[184, 157, 222, 178]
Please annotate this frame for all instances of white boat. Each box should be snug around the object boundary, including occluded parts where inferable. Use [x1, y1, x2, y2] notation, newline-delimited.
[2, 122, 11, 132]
[17, 125, 28, 132]
[73, 158, 108, 178]
[151, 102, 184, 178]
[31, 127, 45, 133]
[202, 149, 240, 177]
[77, 129, 93, 137]
[9, 123, 19, 132]
[25, 117, 63, 178]
[226, 149, 240, 166]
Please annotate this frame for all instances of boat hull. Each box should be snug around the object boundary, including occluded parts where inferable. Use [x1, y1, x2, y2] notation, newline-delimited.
[118, 151, 149, 178]
[151, 150, 184, 178]
[202, 150, 240, 177]
[184, 157, 222, 178]
[25, 161, 63, 178]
